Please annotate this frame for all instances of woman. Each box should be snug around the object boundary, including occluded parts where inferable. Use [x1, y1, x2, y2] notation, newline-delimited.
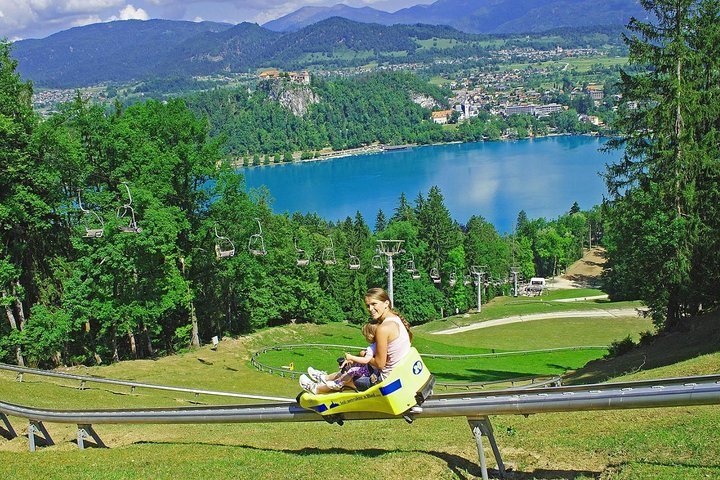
[358, 287, 413, 389]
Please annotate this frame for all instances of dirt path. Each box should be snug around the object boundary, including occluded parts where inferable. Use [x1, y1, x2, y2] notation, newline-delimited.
[431, 307, 640, 335]
[556, 247, 606, 288]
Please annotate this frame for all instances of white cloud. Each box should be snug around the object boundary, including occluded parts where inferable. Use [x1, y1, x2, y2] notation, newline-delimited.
[71, 15, 103, 27]
[113, 4, 150, 20]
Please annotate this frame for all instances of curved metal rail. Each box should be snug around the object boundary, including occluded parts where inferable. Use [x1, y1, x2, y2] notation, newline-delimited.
[3, 372, 720, 475]
[3, 374, 720, 424]
[0, 363, 293, 403]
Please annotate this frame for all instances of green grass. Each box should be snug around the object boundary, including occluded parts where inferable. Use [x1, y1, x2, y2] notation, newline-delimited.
[500, 55, 628, 72]
[2, 294, 719, 479]
[415, 38, 469, 51]
[428, 75, 451, 86]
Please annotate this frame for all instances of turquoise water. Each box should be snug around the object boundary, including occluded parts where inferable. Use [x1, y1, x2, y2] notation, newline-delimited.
[242, 136, 620, 234]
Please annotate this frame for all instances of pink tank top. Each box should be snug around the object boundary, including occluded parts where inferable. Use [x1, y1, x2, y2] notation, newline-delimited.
[381, 315, 411, 377]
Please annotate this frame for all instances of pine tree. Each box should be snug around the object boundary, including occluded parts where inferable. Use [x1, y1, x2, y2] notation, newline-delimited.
[605, 0, 720, 328]
[374, 209, 387, 232]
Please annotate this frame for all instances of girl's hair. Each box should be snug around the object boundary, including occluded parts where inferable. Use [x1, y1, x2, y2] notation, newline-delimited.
[364, 287, 413, 342]
[361, 322, 377, 342]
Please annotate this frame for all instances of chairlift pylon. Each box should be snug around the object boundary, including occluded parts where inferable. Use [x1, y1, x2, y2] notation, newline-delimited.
[214, 225, 235, 259]
[77, 189, 104, 238]
[116, 182, 142, 233]
[248, 218, 267, 256]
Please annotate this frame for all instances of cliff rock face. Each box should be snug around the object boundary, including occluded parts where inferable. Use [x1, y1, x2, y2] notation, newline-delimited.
[411, 93, 439, 110]
[262, 81, 320, 117]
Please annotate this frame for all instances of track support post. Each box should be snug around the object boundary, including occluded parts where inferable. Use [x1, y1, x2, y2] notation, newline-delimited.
[467, 416, 506, 480]
[27, 420, 54, 452]
[0, 412, 17, 440]
[77, 424, 106, 449]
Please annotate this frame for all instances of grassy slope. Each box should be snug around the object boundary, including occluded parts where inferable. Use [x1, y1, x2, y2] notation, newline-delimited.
[1, 292, 718, 479]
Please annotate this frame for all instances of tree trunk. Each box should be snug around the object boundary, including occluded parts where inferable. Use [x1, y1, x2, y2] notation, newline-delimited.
[12, 281, 25, 330]
[2, 289, 25, 367]
[143, 323, 154, 356]
[86, 320, 102, 365]
[190, 301, 200, 348]
[128, 329, 137, 358]
[180, 256, 200, 348]
[111, 325, 119, 363]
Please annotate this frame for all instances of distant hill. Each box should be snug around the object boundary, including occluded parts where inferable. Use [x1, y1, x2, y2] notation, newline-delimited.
[263, 0, 647, 34]
[12, 16, 625, 88]
[263, 4, 395, 32]
[12, 18, 484, 87]
[13, 19, 233, 88]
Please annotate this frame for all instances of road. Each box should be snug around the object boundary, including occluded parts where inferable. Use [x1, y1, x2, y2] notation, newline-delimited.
[431, 307, 640, 335]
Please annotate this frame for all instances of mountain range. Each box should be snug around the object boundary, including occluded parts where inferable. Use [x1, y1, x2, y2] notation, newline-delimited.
[263, 0, 647, 33]
[12, 0, 644, 88]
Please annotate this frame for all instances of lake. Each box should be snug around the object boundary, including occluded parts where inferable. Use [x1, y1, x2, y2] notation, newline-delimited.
[242, 136, 621, 234]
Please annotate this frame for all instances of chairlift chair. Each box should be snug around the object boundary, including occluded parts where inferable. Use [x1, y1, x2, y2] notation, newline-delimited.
[322, 238, 337, 265]
[463, 274, 472, 286]
[348, 254, 360, 270]
[405, 253, 417, 273]
[248, 218, 267, 256]
[371, 252, 384, 270]
[77, 190, 104, 238]
[214, 226, 235, 259]
[430, 267, 441, 284]
[449, 271, 457, 287]
[116, 183, 142, 233]
[294, 239, 310, 266]
[411, 269, 421, 280]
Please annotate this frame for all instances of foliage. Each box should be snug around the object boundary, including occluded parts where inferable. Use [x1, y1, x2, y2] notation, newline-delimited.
[603, 0, 720, 329]
[0, 40, 599, 366]
[605, 335, 637, 358]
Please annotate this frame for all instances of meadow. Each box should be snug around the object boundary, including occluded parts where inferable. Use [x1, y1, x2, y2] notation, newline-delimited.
[1, 287, 718, 479]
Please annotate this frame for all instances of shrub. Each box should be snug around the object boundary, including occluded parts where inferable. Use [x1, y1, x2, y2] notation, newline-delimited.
[605, 335, 636, 358]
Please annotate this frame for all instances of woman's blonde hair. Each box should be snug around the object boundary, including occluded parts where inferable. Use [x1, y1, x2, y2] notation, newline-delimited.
[364, 287, 413, 342]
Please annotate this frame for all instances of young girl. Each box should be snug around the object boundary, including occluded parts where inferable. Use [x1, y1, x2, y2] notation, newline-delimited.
[299, 322, 377, 394]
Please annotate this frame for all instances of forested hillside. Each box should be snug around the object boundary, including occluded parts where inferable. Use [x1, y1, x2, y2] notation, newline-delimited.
[12, 18, 623, 88]
[1, 41, 595, 367]
[183, 71, 600, 159]
[185, 72, 450, 155]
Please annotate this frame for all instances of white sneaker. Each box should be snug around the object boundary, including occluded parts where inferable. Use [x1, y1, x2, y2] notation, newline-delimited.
[307, 366, 328, 383]
[299, 374, 318, 394]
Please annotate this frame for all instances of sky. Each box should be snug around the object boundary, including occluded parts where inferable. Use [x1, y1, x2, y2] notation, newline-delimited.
[0, 0, 435, 41]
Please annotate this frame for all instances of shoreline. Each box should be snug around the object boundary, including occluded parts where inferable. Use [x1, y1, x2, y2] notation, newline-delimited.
[234, 132, 609, 169]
